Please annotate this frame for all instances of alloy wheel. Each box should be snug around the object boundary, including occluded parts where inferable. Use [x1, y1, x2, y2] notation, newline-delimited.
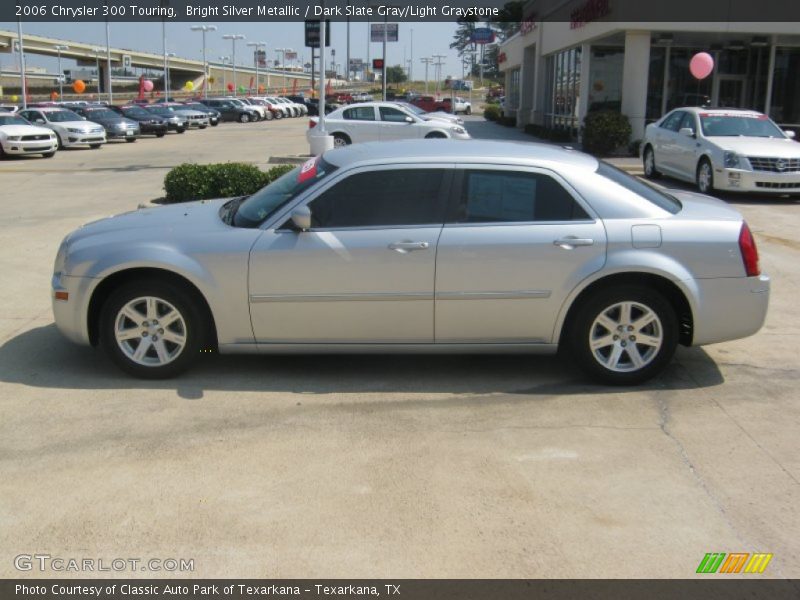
[589, 301, 663, 373]
[114, 296, 187, 367]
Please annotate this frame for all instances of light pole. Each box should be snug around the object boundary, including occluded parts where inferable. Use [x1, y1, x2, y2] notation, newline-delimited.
[104, 12, 113, 103]
[15, 19, 27, 109]
[223, 34, 246, 96]
[409, 28, 413, 82]
[432, 54, 446, 95]
[54, 45, 68, 100]
[93, 47, 102, 96]
[275, 48, 293, 93]
[161, 0, 170, 98]
[219, 56, 230, 92]
[420, 57, 433, 94]
[166, 52, 176, 97]
[190, 25, 217, 99]
[247, 42, 266, 95]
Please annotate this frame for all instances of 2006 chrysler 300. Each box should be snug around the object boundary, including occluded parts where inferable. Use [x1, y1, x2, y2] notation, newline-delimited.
[51, 140, 770, 384]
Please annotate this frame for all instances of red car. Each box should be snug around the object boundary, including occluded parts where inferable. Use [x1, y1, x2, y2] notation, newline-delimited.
[410, 95, 452, 113]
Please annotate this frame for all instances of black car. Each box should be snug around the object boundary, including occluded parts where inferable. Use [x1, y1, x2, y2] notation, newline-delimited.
[305, 98, 340, 116]
[72, 106, 141, 142]
[182, 102, 221, 126]
[109, 105, 168, 137]
[199, 98, 258, 123]
[142, 105, 188, 133]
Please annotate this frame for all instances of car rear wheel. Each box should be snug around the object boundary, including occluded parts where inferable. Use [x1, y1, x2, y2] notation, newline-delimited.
[239, 113, 251, 123]
[332, 133, 351, 147]
[568, 286, 678, 385]
[425, 132, 447, 139]
[42, 151, 56, 158]
[465, 106, 472, 115]
[99, 281, 205, 379]
[89, 144, 102, 149]
[697, 158, 714, 194]
[643, 145, 661, 179]
[156, 132, 166, 138]
[176, 128, 186, 134]
[125, 137, 137, 143]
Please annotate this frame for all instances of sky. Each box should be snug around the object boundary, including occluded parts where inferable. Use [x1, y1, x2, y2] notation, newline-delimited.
[0, 21, 466, 81]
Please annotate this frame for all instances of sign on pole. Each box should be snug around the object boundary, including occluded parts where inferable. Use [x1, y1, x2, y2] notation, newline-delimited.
[305, 20, 331, 48]
[470, 28, 496, 44]
[370, 23, 399, 43]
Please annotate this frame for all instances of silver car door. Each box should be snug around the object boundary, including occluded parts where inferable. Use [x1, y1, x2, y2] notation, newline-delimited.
[378, 106, 419, 141]
[248, 165, 452, 344]
[434, 166, 607, 343]
[675, 112, 702, 178]
[655, 111, 685, 174]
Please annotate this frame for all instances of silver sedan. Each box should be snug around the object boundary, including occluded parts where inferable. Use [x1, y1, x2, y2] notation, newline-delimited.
[51, 140, 770, 384]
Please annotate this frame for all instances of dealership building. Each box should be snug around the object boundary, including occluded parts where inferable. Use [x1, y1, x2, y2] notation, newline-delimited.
[497, 2, 800, 141]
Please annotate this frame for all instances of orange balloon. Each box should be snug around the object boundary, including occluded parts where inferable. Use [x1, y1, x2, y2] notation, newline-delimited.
[72, 80, 86, 94]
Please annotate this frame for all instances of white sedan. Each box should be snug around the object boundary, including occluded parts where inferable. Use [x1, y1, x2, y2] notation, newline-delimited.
[18, 107, 106, 149]
[307, 102, 470, 147]
[642, 107, 800, 195]
[0, 112, 58, 158]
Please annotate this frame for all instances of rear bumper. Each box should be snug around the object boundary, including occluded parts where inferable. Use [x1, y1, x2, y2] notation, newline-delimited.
[690, 274, 770, 346]
[716, 167, 800, 193]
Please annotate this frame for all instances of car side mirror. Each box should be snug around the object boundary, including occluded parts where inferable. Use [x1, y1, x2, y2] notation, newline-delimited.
[405, 116, 414, 123]
[81, 117, 87, 120]
[35, 118, 45, 124]
[784, 130, 796, 139]
[290, 206, 312, 231]
[679, 127, 695, 138]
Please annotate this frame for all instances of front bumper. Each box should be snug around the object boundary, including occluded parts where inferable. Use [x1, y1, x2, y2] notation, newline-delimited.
[716, 166, 800, 193]
[186, 117, 210, 128]
[2, 138, 57, 154]
[65, 134, 106, 146]
[140, 123, 168, 134]
[690, 274, 770, 346]
[51, 272, 97, 346]
[106, 129, 140, 140]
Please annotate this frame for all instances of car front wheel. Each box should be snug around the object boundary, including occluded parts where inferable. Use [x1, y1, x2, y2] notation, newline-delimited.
[643, 145, 661, 179]
[99, 281, 205, 379]
[239, 113, 251, 123]
[569, 286, 678, 385]
[697, 158, 714, 194]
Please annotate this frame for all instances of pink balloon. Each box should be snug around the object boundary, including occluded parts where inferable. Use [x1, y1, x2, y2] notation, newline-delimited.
[143, 79, 154, 92]
[689, 52, 714, 80]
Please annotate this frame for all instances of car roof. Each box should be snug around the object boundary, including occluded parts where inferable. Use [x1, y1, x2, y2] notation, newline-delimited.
[679, 107, 765, 117]
[30, 107, 76, 113]
[323, 140, 599, 171]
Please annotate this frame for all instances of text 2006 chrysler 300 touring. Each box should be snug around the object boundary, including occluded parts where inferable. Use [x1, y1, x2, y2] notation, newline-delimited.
[52, 140, 770, 384]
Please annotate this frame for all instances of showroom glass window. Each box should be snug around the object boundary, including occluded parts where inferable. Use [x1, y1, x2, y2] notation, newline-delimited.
[309, 169, 447, 228]
[449, 171, 589, 223]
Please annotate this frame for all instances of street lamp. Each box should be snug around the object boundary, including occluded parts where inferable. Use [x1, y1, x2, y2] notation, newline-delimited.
[247, 41, 266, 95]
[275, 48, 293, 92]
[420, 57, 433, 94]
[104, 10, 113, 103]
[15, 19, 28, 109]
[53, 45, 69, 99]
[166, 52, 176, 97]
[222, 34, 246, 96]
[92, 47, 102, 97]
[190, 25, 217, 99]
[432, 54, 446, 95]
[219, 56, 230, 92]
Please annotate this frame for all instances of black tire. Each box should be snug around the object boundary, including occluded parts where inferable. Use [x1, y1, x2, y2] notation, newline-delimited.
[264, 111, 273, 121]
[99, 280, 206, 379]
[239, 113, 251, 123]
[90, 144, 102, 149]
[199, 125, 207, 129]
[156, 132, 166, 138]
[567, 285, 678, 386]
[425, 132, 447, 139]
[274, 111, 283, 120]
[696, 158, 714, 194]
[643, 145, 661, 179]
[176, 128, 186, 134]
[125, 137, 137, 143]
[42, 151, 56, 158]
[332, 133, 351, 147]
[465, 106, 472, 115]
[211, 121, 219, 127]
[0, 143, 6, 159]
[56, 133, 65, 150]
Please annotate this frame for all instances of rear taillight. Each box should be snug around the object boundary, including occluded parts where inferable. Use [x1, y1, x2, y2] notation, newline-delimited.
[739, 222, 760, 277]
[308, 120, 317, 129]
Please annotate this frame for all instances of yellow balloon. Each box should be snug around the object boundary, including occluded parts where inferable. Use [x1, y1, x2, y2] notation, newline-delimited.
[184, 81, 194, 91]
[11, 95, 19, 102]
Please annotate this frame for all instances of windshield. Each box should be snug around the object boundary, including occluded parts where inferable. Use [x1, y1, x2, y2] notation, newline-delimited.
[146, 106, 174, 115]
[596, 162, 682, 214]
[82, 109, 119, 120]
[121, 106, 150, 118]
[185, 103, 207, 111]
[700, 113, 785, 138]
[396, 102, 424, 115]
[233, 157, 338, 228]
[47, 110, 82, 122]
[0, 114, 30, 126]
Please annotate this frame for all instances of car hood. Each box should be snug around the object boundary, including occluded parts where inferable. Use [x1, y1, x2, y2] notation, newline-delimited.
[52, 120, 101, 130]
[88, 117, 135, 126]
[0, 124, 54, 136]
[707, 136, 800, 157]
[172, 109, 205, 117]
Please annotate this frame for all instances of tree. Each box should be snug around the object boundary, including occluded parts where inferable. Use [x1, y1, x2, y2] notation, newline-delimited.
[386, 65, 408, 84]
[494, 1, 525, 41]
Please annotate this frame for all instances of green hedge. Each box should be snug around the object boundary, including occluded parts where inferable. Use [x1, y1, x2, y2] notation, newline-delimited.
[523, 123, 574, 143]
[163, 162, 295, 203]
[484, 104, 502, 121]
[582, 111, 632, 156]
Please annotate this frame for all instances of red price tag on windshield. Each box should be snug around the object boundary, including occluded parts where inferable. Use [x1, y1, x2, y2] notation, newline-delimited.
[297, 157, 318, 183]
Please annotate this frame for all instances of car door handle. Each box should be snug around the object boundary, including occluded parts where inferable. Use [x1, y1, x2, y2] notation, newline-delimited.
[553, 237, 594, 249]
[388, 241, 430, 253]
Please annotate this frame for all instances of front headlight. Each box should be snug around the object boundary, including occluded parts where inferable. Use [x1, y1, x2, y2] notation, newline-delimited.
[6, 136, 21, 141]
[67, 128, 83, 133]
[451, 126, 466, 134]
[723, 151, 741, 168]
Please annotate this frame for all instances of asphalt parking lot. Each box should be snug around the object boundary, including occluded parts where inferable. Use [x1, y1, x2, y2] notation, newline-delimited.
[0, 116, 798, 578]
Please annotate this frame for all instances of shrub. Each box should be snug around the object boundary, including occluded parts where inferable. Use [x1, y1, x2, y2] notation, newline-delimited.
[524, 123, 575, 143]
[629, 139, 642, 157]
[484, 104, 501, 121]
[582, 111, 632, 156]
[163, 162, 294, 203]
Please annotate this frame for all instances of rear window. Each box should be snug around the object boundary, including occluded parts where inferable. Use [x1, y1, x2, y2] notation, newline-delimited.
[596, 162, 681, 214]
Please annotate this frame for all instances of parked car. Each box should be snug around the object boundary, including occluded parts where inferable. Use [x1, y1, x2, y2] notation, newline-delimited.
[286, 95, 314, 115]
[238, 98, 273, 121]
[279, 96, 308, 116]
[158, 102, 210, 129]
[18, 107, 106, 149]
[393, 101, 465, 126]
[308, 102, 470, 147]
[264, 97, 296, 118]
[452, 97, 472, 115]
[182, 102, 221, 126]
[72, 106, 141, 142]
[642, 107, 800, 195]
[0, 104, 20, 113]
[306, 98, 339, 116]
[0, 112, 58, 158]
[411, 95, 451, 113]
[200, 98, 259, 123]
[230, 97, 266, 121]
[51, 140, 769, 384]
[108, 105, 169, 137]
[142, 105, 188, 133]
